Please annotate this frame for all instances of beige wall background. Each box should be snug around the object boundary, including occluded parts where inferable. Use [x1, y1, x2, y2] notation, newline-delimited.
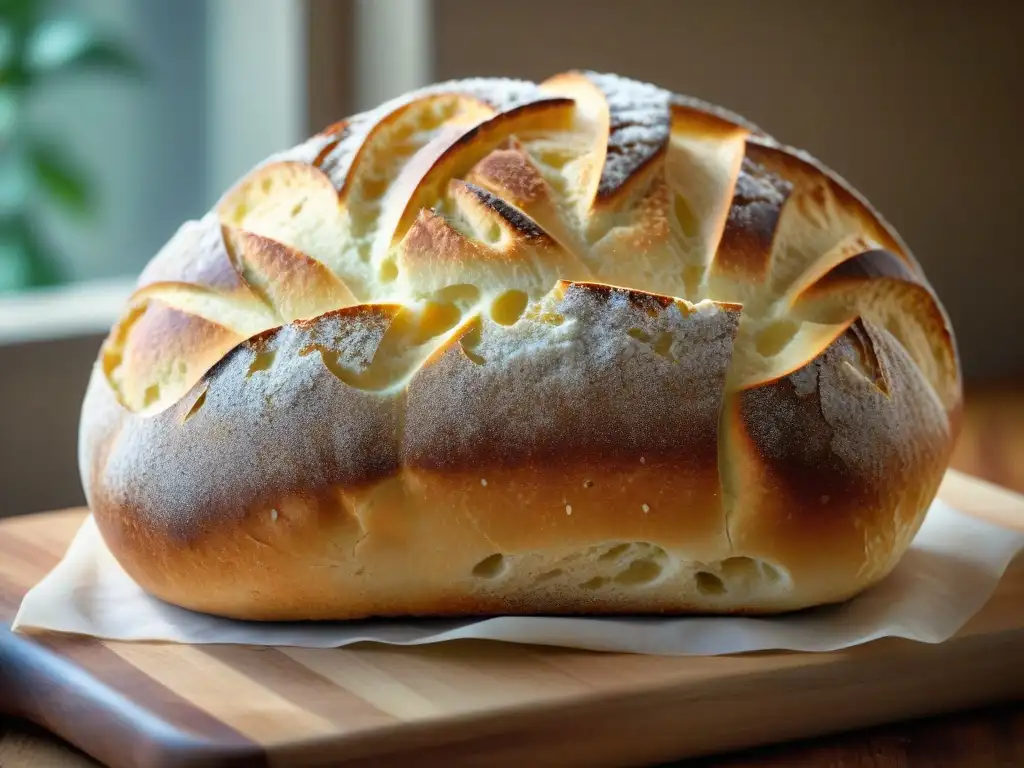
[2, 0, 1020, 517]
[1, 335, 105, 516]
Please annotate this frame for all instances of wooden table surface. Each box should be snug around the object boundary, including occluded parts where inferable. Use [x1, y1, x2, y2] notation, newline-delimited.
[3, 377, 1023, 767]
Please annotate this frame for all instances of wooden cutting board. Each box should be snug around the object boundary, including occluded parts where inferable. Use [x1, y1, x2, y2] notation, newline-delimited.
[2, 468, 1023, 768]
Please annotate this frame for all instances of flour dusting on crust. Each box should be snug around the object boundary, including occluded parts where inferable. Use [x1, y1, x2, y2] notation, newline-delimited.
[77, 70, 962, 619]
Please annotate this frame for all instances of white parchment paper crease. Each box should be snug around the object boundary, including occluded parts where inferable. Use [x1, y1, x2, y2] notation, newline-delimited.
[12, 500, 1024, 656]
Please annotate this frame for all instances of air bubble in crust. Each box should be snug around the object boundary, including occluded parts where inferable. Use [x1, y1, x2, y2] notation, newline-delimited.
[432, 283, 481, 311]
[720, 556, 760, 581]
[614, 557, 663, 586]
[599, 543, 631, 561]
[471, 553, 507, 579]
[490, 290, 529, 326]
[695, 571, 726, 595]
[247, 349, 277, 377]
[143, 383, 161, 407]
[762, 562, 783, 583]
[719, 556, 785, 586]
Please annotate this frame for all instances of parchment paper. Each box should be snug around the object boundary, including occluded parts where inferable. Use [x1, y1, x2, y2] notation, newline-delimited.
[12, 500, 1024, 656]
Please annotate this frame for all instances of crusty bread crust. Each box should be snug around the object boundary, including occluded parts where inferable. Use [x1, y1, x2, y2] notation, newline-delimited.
[78, 72, 961, 620]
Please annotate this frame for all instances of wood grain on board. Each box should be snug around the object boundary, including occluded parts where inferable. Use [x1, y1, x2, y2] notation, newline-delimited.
[0, 467, 1022, 768]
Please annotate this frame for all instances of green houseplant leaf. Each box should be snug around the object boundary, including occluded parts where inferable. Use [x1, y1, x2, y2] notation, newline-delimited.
[0, 1, 142, 292]
[0, 146, 32, 216]
[25, 16, 143, 80]
[0, 213, 61, 288]
[28, 139, 92, 217]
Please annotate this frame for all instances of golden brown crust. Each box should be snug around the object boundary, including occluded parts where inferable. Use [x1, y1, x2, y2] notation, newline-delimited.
[723, 319, 951, 608]
[77, 71, 963, 620]
[223, 227, 357, 320]
[391, 97, 576, 246]
[791, 249, 961, 416]
[102, 300, 243, 413]
[81, 286, 748, 620]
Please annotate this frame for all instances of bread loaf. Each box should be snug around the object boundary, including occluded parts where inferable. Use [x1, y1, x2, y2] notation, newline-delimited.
[78, 72, 962, 621]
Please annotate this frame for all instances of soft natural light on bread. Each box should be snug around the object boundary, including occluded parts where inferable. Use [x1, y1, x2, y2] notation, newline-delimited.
[78, 72, 962, 621]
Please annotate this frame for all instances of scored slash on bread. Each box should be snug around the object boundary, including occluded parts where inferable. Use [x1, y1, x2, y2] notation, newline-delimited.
[666, 104, 750, 302]
[789, 248, 959, 415]
[80, 71, 962, 620]
[395, 179, 594, 302]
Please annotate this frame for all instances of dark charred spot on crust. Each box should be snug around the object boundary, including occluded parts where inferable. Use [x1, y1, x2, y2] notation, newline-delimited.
[460, 181, 550, 240]
[628, 289, 675, 313]
[444, 97, 575, 157]
[596, 141, 669, 202]
[734, 157, 792, 207]
[797, 248, 927, 308]
[744, 138, 913, 264]
[714, 156, 791, 279]
[563, 281, 613, 301]
[561, 281, 676, 314]
[393, 98, 575, 243]
[586, 70, 672, 201]
[813, 249, 918, 289]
